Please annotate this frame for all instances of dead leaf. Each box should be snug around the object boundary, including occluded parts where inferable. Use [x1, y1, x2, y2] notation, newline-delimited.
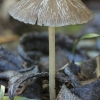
[56, 84, 81, 100]
[71, 78, 100, 100]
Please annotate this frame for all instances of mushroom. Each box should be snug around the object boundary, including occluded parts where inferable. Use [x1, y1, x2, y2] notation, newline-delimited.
[9, 0, 93, 100]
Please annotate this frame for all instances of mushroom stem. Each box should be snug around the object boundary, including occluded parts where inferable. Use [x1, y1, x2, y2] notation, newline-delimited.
[48, 27, 56, 100]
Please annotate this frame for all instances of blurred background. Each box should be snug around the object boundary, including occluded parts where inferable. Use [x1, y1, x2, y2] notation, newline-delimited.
[0, 0, 100, 63]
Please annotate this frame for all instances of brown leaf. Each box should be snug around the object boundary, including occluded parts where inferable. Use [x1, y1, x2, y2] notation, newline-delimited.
[0, 35, 19, 44]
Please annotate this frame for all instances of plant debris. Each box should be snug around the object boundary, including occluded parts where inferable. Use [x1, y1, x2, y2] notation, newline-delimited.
[70, 60, 80, 75]
[71, 78, 100, 100]
[56, 84, 81, 100]
[64, 63, 82, 88]
[0, 47, 23, 71]
[0, 33, 99, 100]
[18, 32, 88, 63]
[0, 65, 48, 100]
[80, 58, 97, 79]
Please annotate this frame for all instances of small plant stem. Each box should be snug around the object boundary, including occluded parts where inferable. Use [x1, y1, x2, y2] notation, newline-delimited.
[48, 27, 56, 100]
[96, 55, 100, 77]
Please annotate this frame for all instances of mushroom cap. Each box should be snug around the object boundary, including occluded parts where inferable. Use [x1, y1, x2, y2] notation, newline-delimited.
[9, 0, 93, 27]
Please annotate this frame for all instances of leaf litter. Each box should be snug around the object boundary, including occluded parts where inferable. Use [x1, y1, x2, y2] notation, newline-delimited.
[0, 33, 100, 100]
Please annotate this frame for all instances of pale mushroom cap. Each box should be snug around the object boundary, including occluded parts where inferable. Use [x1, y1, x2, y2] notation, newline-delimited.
[9, 0, 93, 27]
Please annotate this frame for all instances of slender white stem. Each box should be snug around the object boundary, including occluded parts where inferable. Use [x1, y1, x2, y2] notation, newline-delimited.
[48, 27, 56, 100]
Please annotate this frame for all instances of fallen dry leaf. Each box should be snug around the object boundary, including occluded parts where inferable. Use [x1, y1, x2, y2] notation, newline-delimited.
[56, 84, 81, 100]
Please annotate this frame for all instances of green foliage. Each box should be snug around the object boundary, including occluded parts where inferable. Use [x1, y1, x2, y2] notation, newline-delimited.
[3, 96, 38, 100]
[56, 25, 83, 34]
[72, 33, 100, 54]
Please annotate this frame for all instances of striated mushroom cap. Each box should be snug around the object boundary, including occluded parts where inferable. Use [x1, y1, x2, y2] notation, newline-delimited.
[9, 0, 93, 27]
